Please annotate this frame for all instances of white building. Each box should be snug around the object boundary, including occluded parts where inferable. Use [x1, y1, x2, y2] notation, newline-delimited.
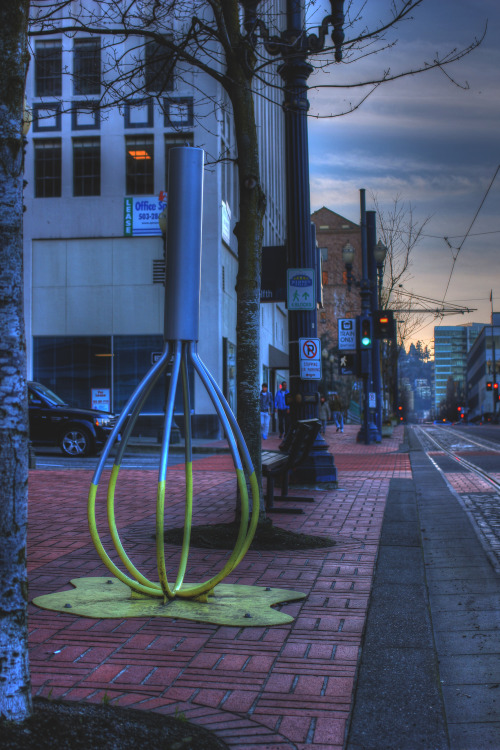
[24, 4, 287, 437]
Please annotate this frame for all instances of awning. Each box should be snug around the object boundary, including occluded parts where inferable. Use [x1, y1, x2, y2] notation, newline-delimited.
[268, 344, 289, 370]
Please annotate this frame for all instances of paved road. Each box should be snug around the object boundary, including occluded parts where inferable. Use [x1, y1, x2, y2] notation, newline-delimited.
[32, 449, 192, 471]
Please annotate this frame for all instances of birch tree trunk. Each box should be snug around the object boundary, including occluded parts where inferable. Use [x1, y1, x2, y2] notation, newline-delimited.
[0, 0, 32, 722]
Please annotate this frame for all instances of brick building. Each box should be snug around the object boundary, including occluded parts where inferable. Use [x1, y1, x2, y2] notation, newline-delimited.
[312, 207, 362, 348]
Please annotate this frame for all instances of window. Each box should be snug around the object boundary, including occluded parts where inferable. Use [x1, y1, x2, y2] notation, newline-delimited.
[34, 139, 61, 198]
[145, 40, 174, 93]
[33, 103, 61, 132]
[163, 97, 194, 128]
[124, 100, 153, 129]
[72, 101, 100, 130]
[73, 38, 101, 95]
[165, 134, 193, 186]
[35, 40, 62, 97]
[73, 138, 100, 196]
[126, 135, 154, 194]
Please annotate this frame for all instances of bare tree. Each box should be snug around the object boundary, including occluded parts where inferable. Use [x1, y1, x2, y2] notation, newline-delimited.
[0, 0, 32, 722]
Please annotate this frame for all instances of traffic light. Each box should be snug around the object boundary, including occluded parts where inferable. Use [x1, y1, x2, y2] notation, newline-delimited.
[494, 382, 500, 401]
[373, 310, 396, 339]
[358, 315, 372, 349]
[487, 382, 493, 391]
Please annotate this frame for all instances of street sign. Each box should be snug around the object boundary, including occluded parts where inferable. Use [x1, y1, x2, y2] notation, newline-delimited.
[287, 268, 315, 310]
[299, 337, 321, 380]
[369, 392, 376, 409]
[338, 318, 356, 350]
[339, 352, 357, 376]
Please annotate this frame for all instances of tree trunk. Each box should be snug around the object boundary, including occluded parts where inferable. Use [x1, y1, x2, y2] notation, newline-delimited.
[0, 1, 32, 722]
[229, 72, 266, 502]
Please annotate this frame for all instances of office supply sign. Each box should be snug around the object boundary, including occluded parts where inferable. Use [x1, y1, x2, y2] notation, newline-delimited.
[287, 268, 315, 310]
[338, 318, 356, 351]
[299, 337, 321, 380]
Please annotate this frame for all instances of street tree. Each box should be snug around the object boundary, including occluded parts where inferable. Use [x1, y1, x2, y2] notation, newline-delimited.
[0, 0, 32, 722]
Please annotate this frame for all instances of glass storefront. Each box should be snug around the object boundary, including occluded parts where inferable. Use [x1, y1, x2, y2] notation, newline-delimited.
[33, 335, 193, 414]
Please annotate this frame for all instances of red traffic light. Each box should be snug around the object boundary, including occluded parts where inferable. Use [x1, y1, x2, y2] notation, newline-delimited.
[494, 383, 499, 390]
[487, 382, 493, 391]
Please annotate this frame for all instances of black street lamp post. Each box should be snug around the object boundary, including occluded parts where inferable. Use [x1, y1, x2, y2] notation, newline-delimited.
[242, 0, 346, 482]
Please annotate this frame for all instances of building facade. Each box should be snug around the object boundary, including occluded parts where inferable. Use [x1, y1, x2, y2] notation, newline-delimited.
[25, 5, 287, 437]
[433, 323, 484, 413]
[311, 207, 362, 349]
[467, 313, 500, 420]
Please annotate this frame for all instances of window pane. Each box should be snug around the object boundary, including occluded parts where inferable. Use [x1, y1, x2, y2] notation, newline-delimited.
[145, 41, 174, 93]
[73, 137, 100, 196]
[73, 38, 101, 95]
[126, 135, 154, 194]
[33, 336, 111, 409]
[34, 139, 62, 198]
[35, 40, 62, 97]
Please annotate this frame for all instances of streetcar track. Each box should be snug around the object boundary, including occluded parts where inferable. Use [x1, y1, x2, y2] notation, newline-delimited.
[414, 425, 500, 493]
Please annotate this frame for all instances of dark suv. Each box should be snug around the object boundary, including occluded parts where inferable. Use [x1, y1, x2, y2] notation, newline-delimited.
[28, 381, 117, 457]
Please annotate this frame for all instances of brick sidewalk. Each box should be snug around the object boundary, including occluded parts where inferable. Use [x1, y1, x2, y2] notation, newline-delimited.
[27, 424, 410, 749]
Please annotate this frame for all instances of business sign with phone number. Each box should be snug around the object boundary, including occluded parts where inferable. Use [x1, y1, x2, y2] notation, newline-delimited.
[124, 193, 167, 236]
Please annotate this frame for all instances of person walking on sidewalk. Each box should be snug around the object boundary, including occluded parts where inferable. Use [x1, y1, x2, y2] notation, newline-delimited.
[260, 383, 274, 440]
[275, 381, 290, 439]
[332, 393, 344, 433]
[319, 396, 331, 435]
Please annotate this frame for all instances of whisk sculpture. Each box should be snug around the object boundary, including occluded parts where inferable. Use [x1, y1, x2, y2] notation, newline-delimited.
[33, 147, 306, 625]
[88, 147, 260, 601]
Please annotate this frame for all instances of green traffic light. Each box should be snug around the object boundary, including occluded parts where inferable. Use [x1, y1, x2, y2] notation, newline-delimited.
[361, 336, 371, 347]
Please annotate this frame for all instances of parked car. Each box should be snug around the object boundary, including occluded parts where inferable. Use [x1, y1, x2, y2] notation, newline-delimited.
[28, 381, 117, 457]
[433, 418, 452, 425]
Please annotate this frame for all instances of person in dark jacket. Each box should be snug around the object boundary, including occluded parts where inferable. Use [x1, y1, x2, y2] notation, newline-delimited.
[274, 380, 290, 438]
[259, 383, 274, 439]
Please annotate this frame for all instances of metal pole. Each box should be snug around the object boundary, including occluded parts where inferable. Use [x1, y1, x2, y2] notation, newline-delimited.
[279, 0, 337, 483]
[367, 211, 382, 440]
[357, 191, 378, 444]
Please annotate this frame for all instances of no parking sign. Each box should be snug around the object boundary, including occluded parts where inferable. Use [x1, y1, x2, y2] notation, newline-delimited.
[299, 337, 321, 380]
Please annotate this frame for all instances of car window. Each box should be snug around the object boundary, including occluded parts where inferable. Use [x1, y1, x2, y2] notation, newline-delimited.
[30, 383, 67, 406]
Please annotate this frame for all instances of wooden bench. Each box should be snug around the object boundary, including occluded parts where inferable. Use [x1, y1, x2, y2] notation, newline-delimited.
[262, 418, 321, 514]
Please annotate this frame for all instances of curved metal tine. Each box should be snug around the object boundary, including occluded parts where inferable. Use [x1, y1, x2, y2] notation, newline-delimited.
[91, 345, 170, 485]
[159, 341, 181, 484]
[181, 342, 192, 464]
[157, 341, 182, 599]
[189, 346, 241, 470]
[196, 350, 253, 474]
[173, 342, 193, 594]
[114, 357, 167, 467]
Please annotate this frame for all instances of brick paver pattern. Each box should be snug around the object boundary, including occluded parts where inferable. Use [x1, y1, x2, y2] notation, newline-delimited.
[28, 425, 410, 749]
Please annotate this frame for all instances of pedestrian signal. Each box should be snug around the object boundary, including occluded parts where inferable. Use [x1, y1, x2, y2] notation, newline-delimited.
[373, 310, 395, 339]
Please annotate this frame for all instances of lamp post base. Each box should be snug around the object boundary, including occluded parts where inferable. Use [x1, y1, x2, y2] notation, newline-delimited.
[291, 433, 338, 485]
[357, 420, 381, 444]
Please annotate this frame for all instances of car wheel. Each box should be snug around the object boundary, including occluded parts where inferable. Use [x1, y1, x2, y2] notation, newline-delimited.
[60, 427, 94, 457]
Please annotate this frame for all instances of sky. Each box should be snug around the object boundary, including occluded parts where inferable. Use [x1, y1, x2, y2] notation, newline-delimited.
[306, 0, 499, 351]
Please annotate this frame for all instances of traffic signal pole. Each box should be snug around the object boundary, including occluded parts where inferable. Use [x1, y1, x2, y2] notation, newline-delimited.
[367, 211, 383, 436]
[357, 191, 380, 445]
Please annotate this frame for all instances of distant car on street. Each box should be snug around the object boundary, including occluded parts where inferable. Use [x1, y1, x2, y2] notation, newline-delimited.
[433, 418, 452, 426]
[28, 381, 117, 457]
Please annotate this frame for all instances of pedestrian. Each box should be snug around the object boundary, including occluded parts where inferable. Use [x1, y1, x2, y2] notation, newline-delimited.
[275, 380, 290, 438]
[260, 383, 273, 440]
[332, 394, 344, 433]
[319, 396, 331, 435]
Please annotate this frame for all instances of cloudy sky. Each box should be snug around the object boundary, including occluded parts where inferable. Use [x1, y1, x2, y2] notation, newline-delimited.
[306, 0, 499, 349]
